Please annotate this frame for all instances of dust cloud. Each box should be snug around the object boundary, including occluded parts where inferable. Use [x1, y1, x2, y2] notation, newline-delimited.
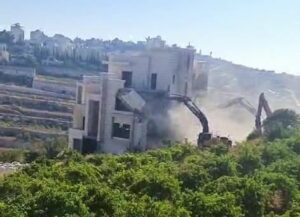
[147, 88, 300, 147]
[166, 88, 300, 144]
[167, 92, 254, 144]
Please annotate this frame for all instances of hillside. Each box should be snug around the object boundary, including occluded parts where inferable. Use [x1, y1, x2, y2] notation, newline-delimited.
[203, 56, 300, 108]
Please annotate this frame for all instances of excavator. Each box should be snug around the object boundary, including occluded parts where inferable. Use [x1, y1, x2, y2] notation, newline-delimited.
[218, 97, 257, 116]
[219, 92, 272, 135]
[167, 94, 232, 147]
[255, 92, 272, 135]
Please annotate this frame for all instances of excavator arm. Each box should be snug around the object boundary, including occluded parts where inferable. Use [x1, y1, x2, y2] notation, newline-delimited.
[167, 95, 209, 133]
[167, 95, 213, 146]
[167, 95, 232, 147]
[255, 93, 272, 134]
[219, 97, 257, 116]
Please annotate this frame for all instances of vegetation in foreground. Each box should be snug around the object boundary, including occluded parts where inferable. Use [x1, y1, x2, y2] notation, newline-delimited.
[0, 109, 300, 216]
[0, 137, 300, 216]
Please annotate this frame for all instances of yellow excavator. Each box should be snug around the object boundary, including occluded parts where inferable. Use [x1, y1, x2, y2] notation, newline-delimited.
[168, 94, 232, 147]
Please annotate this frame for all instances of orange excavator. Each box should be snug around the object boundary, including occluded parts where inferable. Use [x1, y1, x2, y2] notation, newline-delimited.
[168, 94, 232, 147]
[255, 92, 272, 135]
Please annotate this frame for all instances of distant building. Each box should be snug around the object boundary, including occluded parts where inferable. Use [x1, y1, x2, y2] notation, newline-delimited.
[73, 38, 103, 62]
[30, 29, 47, 44]
[145, 36, 166, 49]
[10, 23, 24, 43]
[74, 46, 102, 62]
[69, 73, 147, 154]
[43, 34, 74, 57]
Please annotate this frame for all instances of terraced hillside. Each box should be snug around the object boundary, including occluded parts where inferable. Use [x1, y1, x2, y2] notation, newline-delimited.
[0, 83, 75, 149]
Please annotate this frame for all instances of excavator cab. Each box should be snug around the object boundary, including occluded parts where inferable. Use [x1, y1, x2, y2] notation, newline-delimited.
[199, 133, 232, 148]
[198, 132, 212, 146]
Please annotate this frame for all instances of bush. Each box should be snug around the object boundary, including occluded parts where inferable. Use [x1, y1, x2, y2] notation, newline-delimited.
[0, 149, 24, 162]
[263, 109, 300, 141]
[1, 132, 300, 216]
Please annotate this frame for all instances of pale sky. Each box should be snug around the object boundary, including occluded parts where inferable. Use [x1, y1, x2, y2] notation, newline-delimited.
[1, 0, 300, 75]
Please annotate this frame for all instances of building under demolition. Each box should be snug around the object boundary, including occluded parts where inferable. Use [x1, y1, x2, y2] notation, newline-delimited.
[69, 73, 147, 154]
[69, 38, 209, 154]
[107, 45, 195, 97]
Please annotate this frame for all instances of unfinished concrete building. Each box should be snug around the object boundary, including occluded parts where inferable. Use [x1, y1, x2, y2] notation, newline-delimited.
[107, 41, 196, 144]
[107, 42, 195, 97]
[69, 39, 200, 153]
[69, 73, 147, 154]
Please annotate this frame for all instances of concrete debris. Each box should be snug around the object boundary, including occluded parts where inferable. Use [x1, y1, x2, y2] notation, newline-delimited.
[117, 89, 146, 113]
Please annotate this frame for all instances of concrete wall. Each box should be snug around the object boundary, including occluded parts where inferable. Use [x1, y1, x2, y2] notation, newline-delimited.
[109, 54, 150, 90]
[101, 111, 134, 154]
[108, 47, 195, 97]
[101, 78, 127, 148]
[72, 104, 85, 129]
[68, 128, 84, 148]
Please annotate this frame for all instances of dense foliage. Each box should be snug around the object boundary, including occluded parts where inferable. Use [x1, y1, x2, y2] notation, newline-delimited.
[1, 133, 300, 216]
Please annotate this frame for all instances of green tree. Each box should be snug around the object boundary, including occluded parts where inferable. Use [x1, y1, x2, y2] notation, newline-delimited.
[1, 135, 300, 216]
[26, 187, 90, 217]
[263, 109, 300, 141]
[236, 143, 262, 175]
[183, 192, 242, 217]
[0, 202, 24, 217]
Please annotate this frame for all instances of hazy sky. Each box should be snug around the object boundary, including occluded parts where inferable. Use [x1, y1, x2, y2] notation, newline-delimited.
[1, 0, 300, 75]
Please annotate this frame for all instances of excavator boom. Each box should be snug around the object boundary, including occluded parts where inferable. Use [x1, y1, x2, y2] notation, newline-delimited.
[167, 95, 209, 133]
[255, 93, 272, 134]
[167, 95, 232, 147]
[219, 97, 257, 116]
